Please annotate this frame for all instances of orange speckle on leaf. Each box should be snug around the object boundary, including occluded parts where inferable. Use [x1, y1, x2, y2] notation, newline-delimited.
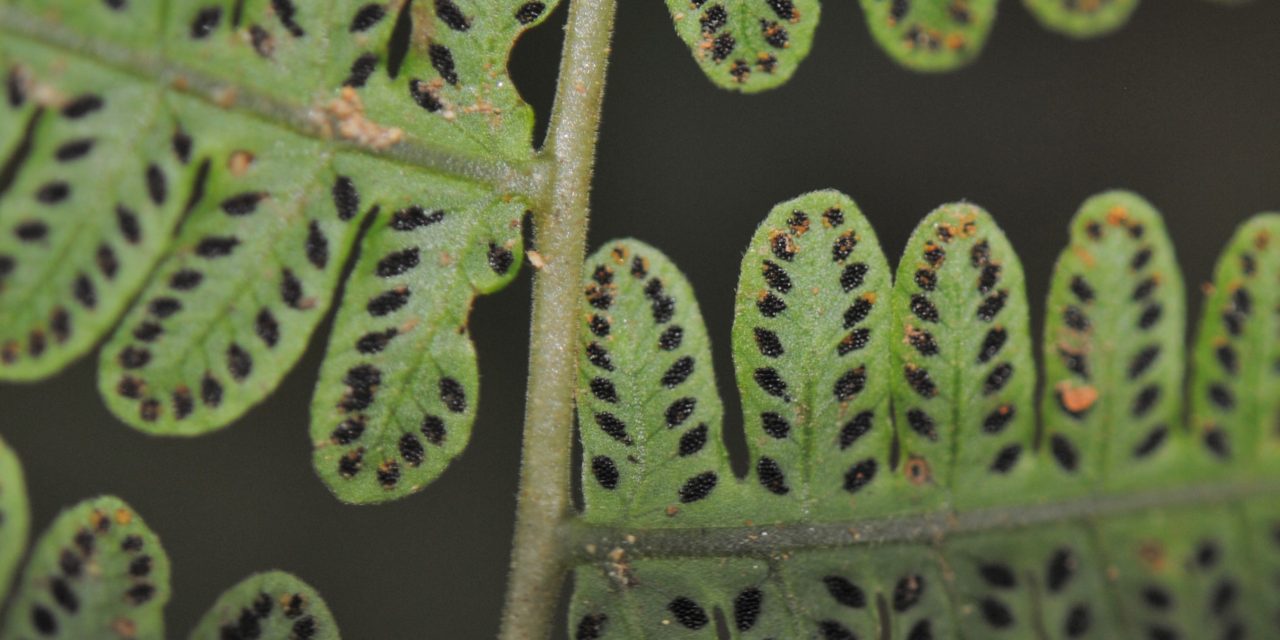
[1056, 382, 1098, 413]
[1106, 206, 1129, 226]
[1071, 245, 1096, 267]
[227, 150, 254, 177]
[610, 245, 629, 264]
[112, 617, 138, 638]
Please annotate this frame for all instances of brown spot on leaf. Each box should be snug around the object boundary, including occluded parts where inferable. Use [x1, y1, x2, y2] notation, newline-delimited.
[1137, 540, 1166, 572]
[318, 87, 405, 149]
[227, 150, 254, 176]
[904, 455, 931, 486]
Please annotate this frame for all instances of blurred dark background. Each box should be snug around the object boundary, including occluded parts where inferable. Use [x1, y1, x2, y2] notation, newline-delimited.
[3, 1, 1279, 637]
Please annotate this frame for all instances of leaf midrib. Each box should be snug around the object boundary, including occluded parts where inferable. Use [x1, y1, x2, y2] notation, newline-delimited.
[566, 476, 1277, 560]
[0, 6, 549, 199]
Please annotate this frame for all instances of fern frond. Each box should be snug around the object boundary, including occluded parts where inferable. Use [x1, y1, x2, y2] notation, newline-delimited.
[569, 190, 1280, 639]
[0, 0, 561, 502]
[664, 0, 1255, 92]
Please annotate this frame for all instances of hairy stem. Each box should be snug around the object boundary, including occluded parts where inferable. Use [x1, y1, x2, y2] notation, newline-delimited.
[499, 0, 616, 637]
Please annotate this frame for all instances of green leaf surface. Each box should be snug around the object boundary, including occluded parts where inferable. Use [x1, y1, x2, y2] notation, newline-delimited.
[1, 496, 170, 640]
[664, 0, 820, 92]
[859, 0, 998, 72]
[1190, 214, 1280, 467]
[1022, 0, 1140, 38]
[730, 191, 899, 521]
[310, 167, 523, 503]
[97, 100, 366, 434]
[571, 549, 953, 639]
[190, 571, 340, 640]
[570, 498, 1280, 639]
[570, 189, 1280, 639]
[664, 0, 1259, 92]
[890, 203, 1037, 510]
[0, 434, 29, 604]
[0, 0, 560, 499]
[577, 239, 736, 526]
[1040, 191, 1187, 493]
[0, 39, 188, 381]
[1097, 504, 1260, 639]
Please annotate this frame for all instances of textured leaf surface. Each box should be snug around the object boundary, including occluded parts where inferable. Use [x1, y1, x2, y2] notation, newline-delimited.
[0, 434, 28, 604]
[890, 204, 1036, 509]
[0, 0, 560, 499]
[570, 189, 1280, 639]
[1190, 214, 1280, 467]
[97, 101, 365, 434]
[190, 571, 339, 640]
[571, 498, 1280, 639]
[664, 0, 820, 92]
[666, 1, 1251, 92]
[311, 168, 523, 503]
[1022, 0, 1140, 37]
[0, 39, 187, 381]
[1098, 504, 1259, 639]
[859, 0, 998, 72]
[1, 496, 170, 640]
[571, 550, 952, 639]
[730, 191, 899, 521]
[1040, 191, 1187, 492]
[577, 239, 735, 526]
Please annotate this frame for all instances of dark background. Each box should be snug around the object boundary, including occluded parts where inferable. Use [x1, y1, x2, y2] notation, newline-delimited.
[3, 1, 1279, 637]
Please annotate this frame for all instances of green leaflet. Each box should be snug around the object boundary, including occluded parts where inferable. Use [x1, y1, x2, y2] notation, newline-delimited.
[570, 550, 952, 638]
[97, 99, 365, 433]
[1190, 214, 1280, 467]
[944, 522, 1114, 637]
[1242, 497, 1280, 621]
[0, 1, 561, 497]
[1099, 504, 1260, 639]
[890, 204, 1037, 510]
[577, 239, 736, 526]
[0, 435, 28, 604]
[663, 0, 820, 92]
[859, 0, 998, 72]
[311, 167, 523, 503]
[1, 496, 171, 640]
[570, 498, 1280, 638]
[190, 571, 340, 640]
[730, 191, 898, 521]
[0, 39, 187, 381]
[569, 190, 1280, 638]
[667, 1, 1256, 93]
[1040, 191, 1187, 493]
[1022, 0, 1140, 38]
